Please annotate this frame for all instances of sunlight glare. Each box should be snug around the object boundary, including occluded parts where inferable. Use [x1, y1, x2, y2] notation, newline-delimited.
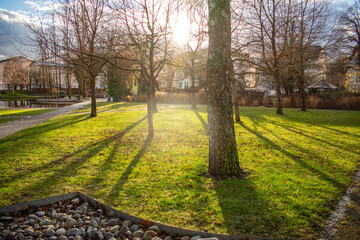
[173, 13, 191, 46]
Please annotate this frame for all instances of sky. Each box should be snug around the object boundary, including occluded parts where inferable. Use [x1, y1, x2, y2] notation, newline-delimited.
[0, 0, 355, 60]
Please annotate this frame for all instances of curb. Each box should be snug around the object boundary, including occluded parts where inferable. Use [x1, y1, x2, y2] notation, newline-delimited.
[0, 192, 296, 240]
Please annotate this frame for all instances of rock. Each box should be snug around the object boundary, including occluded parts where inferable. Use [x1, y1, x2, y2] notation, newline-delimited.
[44, 229, 56, 237]
[74, 235, 84, 240]
[76, 227, 86, 238]
[197, 238, 219, 240]
[94, 230, 105, 240]
[86, 226, 94, 238]
[68, 236, 75, 240]
[49, 236, 58, 240]
[15, 233, 24, 240]
[122, 220, 132, 227]
[90, 220, 99, 228]
[58, 236, 68, 240]
[148, 225, 160, 234]
[40, 219, 51, 226]
[133, 230, 144, 238]
[107, 210, 115, 217]
[119, 225, 129, 235]
[96, 209, 104, 215]
[164, 236, 172, 240]
[190, 236, 202, 240]
[28, 214, 39, 220]
[72, 214, 81, 220]
[68, 210, 76, 215]
[76, 220, 85, 228]
[110, 225, 119, 233]
[66, 228, 79, 236]
[104, 232, 114, 239]
[129, 224, 139, 232]
[151, 237, 162, 240]
[93, 217, 101, 223]
[65, 218, 77, 229]
[143, 230, 158, 240]
[1, 230, 10, 238]
[35, 211, 45, 217]
[181, 236, 190, 240]
[24, 228, 34, 236]
[71, 198, 80, 205]
[107, 219, 118, 226]
[56, 228, 67, 236]
[0, 216, 14, 222]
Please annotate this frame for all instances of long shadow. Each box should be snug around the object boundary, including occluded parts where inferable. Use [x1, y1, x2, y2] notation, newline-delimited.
[193, 110, 208, 135]
[0, 116, 148, 186]
[105, 135, 153, 202]
[238, 122, 345, 189]
[259, 117, 360, 155]
[0, 113, 90, 144]
[305, 121, 360, 138]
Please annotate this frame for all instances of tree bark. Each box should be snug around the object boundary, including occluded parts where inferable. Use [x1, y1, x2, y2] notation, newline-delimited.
[147, 81, 154, 137]
[275, 73, 283, 114]
[207, 0, 242, 178]
[90, 76, 97, 117]
[191, 59, 196, 109]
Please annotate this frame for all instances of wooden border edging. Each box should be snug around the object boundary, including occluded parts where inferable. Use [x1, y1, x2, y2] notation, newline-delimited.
[0, 192, 297, 240]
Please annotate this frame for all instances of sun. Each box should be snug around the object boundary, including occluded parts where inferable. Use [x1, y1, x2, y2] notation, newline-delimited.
[172, 12, 191, 46]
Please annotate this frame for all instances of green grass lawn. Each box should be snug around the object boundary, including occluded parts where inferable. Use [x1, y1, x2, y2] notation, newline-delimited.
[0, 108, 56, 117]
[0, 103, 359, 239]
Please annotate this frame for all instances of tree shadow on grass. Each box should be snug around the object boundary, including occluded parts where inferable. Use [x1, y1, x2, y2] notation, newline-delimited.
[260, 117, 360, 155]
[238, 121, 345, 190]
[105, 135, 153, 202]
[193, 110, 208, 135]
[0, 116, 148, 201]
[0, 113, 90, 144]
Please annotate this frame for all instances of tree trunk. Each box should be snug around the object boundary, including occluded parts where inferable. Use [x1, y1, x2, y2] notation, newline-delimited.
[275, 74, 283, 114]
[207, 0, 242, 178]
[191, 59, 196, 109]
[147, 83, 154, 137]
[299, 79, 306, 111]
[90, 76, 97, 117]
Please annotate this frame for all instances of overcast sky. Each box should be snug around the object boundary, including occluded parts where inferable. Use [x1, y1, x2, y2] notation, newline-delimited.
[0, 0, 355, 60]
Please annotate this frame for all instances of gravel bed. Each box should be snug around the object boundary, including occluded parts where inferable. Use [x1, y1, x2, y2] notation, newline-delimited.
[0, 198, 218, 240]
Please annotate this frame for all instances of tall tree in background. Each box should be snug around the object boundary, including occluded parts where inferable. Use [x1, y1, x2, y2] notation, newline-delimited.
[207, 0, 243, 178]
[3, 58, 29, 93]
[341, 0, 360, 70]
[242, 0, 293, 114]
[112, 0, 177, 136]
[27, 0, 110, 117]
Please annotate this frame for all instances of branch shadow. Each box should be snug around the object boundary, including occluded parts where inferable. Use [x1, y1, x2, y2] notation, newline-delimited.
[0, 116, 148, 192]
[105, 135, 153, 202]
[193, 110, 208, 135]
[238, 122, 345, 189]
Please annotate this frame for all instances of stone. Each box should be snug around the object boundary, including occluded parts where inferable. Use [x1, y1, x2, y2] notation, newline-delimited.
[66, 228, 79, 236]
[190, 236, 202, 240]
[76, 228, 86, 238]
[44, 229, 56, 237]
[94, 230, 105, 240]
[90, 220, 99, 228]
[15, 233, 24, 240]
[64, 218, 77, 229]
[107, 210, 115, 217]
[56, 228, 67, 236]
[40, 219, 51, 226]
[58, 236, 68, 240]
[28, 214, 38, 220]
[72, 214, 81, 220]
[129, 224, 139, 232]
[164, 236, 172, 240]
[71, 198, 80, 204]
[119, 225, 129, 235]
[96, 209, 104, 215]
[1, 230, 10, 238]
[197, 238, 219, 240]
[68, 210, 76, 215]
[24, 228, 34, 236]
[110, 225, 119, 233]
[181, 236, 190, 240]
[151, 237, 162, 240]
[76, 220, 85, 228]
[49, 236, 58, 240]
[107, 219, 118, 226]
[35, 211, 45, 217]
[86, 226, 94, 238]
[74, 235, 84, 240]
[143, 230, 158, 240]
[133, 230, 144, 239]
[148, 226, 160, 234]
[122, 220, 131, 227]
[0, 216, 14, 222]
[104, 232, 114, 240]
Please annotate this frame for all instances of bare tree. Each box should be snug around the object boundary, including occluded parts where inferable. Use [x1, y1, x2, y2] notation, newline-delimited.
[207, 0, 243, 178]
[112, 0, 177, 136]
[3, 58, 29, 93]
[27, 0, 111, 117]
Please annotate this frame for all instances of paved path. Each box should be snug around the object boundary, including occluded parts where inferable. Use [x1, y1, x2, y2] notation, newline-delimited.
[0, 99, 97, 140]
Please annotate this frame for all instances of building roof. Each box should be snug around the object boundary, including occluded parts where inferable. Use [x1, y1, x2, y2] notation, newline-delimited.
[308, 79, 337, 89]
